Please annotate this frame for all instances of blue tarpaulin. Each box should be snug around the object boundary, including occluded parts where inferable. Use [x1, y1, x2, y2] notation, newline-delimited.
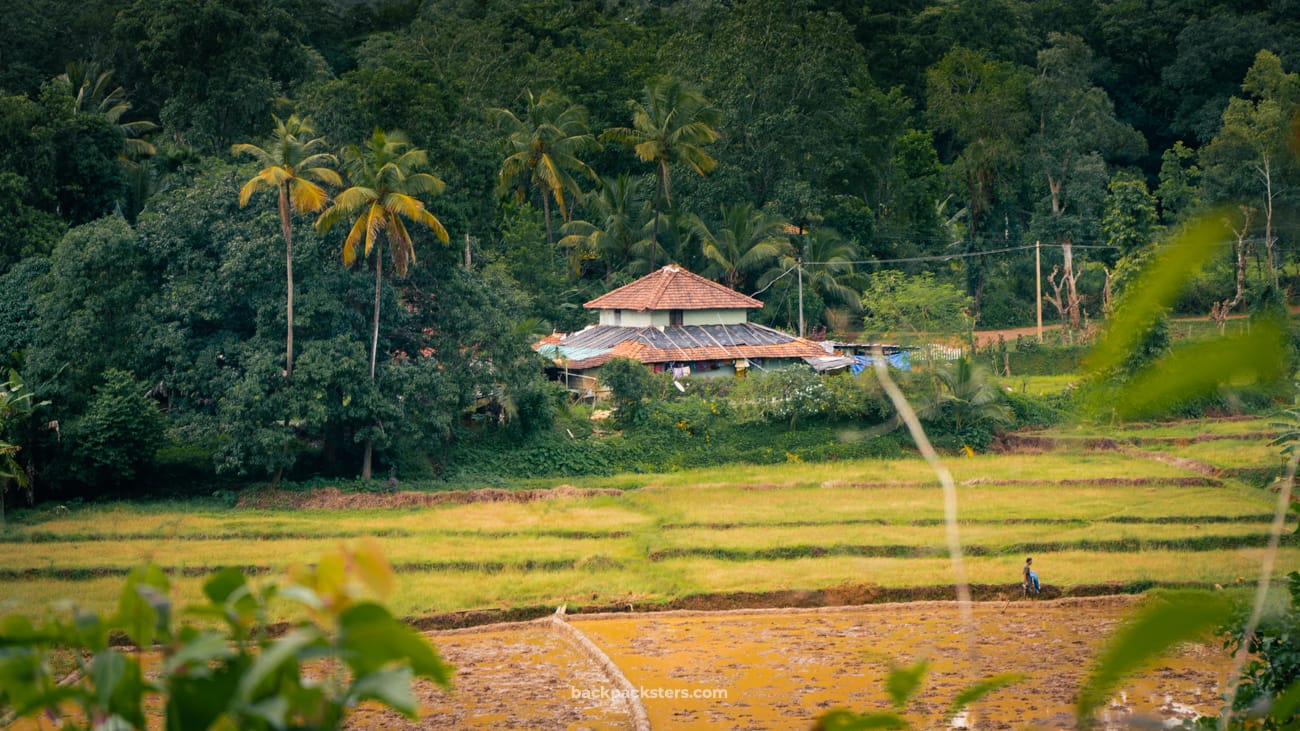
[848, 352, 910, 375]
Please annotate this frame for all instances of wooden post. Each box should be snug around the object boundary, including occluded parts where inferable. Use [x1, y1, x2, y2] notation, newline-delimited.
[1035, 239, 1043, 343]
[797, 257, 805, 338]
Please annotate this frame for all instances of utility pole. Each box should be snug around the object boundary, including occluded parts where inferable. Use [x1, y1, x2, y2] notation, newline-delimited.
[797, 256, 805, 338]
[1035, 239, 1043, 343]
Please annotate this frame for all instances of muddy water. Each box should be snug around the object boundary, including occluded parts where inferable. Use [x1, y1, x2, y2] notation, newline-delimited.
[571, 597, 1228, 730]
[356, 597, 1229, 729]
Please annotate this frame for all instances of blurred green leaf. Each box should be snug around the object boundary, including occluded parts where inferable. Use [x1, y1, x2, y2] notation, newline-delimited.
[236, 627, 320, 707]
[114, 563, 171, 648]
[91, 649, 146, 730]
[338, 602, 451, 685]
[202, 566, 248, 604]
[1106, 320, 1289, 419]
[165, 662, 242, 731]
[164, 630, 234, 675]
[348, 666, 418, 718]
[279, 583, 325, 611]
[0, 649, 48, 710]
[1087, 215, 1225, 378]
[947, 673, 1023, 720]
[885, 659, 928, 709]
[815, 709, 911, 730]
[1076, 591, 1234, 727]
[1271, 678, 1300, 723]
[244, 694, 291, 728]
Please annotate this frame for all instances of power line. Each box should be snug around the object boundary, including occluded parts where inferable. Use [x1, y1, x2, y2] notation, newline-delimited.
[800, 237, 1251, 267]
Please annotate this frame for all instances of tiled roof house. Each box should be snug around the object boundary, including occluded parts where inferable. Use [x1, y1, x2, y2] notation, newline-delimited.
[535, 265, 835, 389]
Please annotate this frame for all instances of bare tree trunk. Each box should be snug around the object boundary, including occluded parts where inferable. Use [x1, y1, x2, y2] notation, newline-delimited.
[1211, 300, 1231, 335]
[1062, 237, 1082, 331]
[1101, 267, 1114, 319]
[1226, 206, 1255, 312]
[1262, 154, 1278, 290]
[1044, 265, 1071, 345]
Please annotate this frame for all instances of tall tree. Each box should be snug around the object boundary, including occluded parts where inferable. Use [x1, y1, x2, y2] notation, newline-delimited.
[488, 89, 599, 247]
[232, 114, 341, 378]
[1029, 33, 1144, 332]
[603, 77, 721, 268]
[1201, 50, 1300, 290]
[1155, 141, 1201, 224]
[114, 0, 318, 151]
[926, 47, 1032, 315]
[316, 129, 448, 480]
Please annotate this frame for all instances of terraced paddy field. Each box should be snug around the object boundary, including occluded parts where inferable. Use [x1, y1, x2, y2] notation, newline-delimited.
[0, 416, 1293, 728]
[1, 417, 1294, 621]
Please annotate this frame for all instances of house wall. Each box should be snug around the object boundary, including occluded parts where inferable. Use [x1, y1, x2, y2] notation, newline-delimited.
[682, 309, 747, 326]
[598, 309, 655, 327]
[596, 308, 750, 327]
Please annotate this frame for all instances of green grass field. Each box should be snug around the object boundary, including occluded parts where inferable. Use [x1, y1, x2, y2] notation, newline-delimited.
[1, 416, 1293, 622]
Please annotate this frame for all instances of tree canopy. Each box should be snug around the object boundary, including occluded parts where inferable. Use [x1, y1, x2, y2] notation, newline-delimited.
[2, 0, 1299, 496]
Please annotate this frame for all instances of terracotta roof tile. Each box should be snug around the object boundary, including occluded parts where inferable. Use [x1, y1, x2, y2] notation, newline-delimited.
[584, 265, 762, 311]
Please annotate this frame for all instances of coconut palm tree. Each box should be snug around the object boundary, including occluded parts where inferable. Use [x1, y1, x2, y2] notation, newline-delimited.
[0, 371, 44, 528]
[316, 129, 448, 480]
[602, 77, 721, 267]
[232, 114, 342, 377]
[0, 441, 25, 528]
[488, 89, 599, 246]
[693, 203, 791, 291]
[59, 61, 158, 160]
[774, 227, 864, 329]
[925, 356, 1011, 433]
[558, 174, 652, 282]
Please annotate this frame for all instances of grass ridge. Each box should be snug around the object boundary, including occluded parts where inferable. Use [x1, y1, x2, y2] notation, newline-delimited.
[646, 533, 1300, 561]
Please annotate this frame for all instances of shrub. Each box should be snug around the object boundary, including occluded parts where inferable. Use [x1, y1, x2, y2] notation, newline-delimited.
[600, 358, 656, 425]
[1220, 571, 1300, 727]
[64, 369, 165, 489]
[0, 543, 450, 730]
[1003, 390, 1064, 429]
[730, 367, 833, 428]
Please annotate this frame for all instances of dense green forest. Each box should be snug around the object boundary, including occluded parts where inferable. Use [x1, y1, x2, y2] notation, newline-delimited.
[1, 0, 1297, 499]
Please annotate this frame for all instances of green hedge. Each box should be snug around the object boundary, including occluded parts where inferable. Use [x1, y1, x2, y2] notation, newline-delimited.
[439, 417, 908, 482]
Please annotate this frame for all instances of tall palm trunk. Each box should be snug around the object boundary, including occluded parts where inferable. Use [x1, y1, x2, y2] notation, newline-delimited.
[651, 162, 668, 269]
[278, 185, 295, 377]
[362, 247, 383, 481]
[542, 192, 554, 246]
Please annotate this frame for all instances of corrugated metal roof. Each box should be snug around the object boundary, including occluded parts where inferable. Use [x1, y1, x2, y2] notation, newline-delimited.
[535, 323, 830, 370]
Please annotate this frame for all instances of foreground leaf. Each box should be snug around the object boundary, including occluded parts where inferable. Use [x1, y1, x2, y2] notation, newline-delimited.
[885, 659, 928, 709]
[947, 673, 1024, 720]
[1076, 591, 1234, 727]
[338, 602, 451, 685]
[814, 709, 910, 730]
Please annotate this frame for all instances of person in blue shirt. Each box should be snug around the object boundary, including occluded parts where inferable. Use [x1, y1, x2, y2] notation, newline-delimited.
[1023, 557, 1040, 595]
